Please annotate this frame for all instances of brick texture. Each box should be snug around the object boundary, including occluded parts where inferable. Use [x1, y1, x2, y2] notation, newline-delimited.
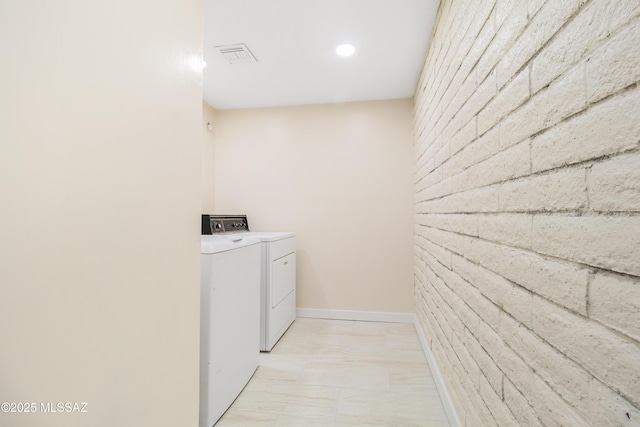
[413, 1, 640, 426]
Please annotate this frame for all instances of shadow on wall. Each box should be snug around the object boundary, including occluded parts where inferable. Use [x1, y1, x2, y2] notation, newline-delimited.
[295, 249, 326, 309]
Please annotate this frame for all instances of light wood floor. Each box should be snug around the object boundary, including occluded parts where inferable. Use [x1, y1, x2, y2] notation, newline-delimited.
[215, 317, 451, 426]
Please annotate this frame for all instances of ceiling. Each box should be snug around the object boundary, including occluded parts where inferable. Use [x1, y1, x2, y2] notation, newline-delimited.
[203, 0, 441, 110]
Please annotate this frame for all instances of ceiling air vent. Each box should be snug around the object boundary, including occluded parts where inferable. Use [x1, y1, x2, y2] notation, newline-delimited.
[216, 43, 257, 65]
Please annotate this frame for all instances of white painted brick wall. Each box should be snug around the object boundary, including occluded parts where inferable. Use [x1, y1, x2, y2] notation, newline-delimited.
[495, 0, 586, 89]
[476, 2, 527, 84]
[499, 167, 588, 212]
[499, 61, 587, 150]
[586, 17, 640, 103]
[530, 85, 640, 173]
[477, 213, 532, 249]
[588, 152, 640, 211]
[468, 237, 589, 315]
[414, 1, 640, 425]
[531, 295, 640, 406]
[464, 328, 503, 397]
[477, 67, 529, 135]
[532, 216, 640, 276]
[530, 0, 640, 94]
[478, 374, 518, 426]
[503, 378, 543, 426]
[589, 272, 640, 342]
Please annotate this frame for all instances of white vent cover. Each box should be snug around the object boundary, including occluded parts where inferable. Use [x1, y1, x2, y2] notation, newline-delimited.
[216, 43, 257, 65]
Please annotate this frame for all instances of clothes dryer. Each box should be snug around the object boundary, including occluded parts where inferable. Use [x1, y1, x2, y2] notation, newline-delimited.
[202, 215, 296, 351]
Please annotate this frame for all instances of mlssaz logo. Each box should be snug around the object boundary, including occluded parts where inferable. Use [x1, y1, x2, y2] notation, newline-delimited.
[40, 402, 88, 413]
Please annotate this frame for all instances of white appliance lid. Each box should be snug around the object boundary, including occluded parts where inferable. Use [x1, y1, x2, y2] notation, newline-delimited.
[241, 231, 295, 242]
[200, 235, 260, 254]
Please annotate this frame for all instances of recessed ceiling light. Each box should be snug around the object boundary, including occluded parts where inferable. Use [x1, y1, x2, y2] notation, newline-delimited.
[336, 44, 355, 57]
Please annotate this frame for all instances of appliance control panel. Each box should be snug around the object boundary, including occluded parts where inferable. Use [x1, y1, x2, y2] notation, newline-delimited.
[202, 215, 250, 234]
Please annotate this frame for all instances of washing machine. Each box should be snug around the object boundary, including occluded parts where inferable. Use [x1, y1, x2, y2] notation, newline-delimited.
[202, 215, 296, 351]
[200, 234, 261, 427]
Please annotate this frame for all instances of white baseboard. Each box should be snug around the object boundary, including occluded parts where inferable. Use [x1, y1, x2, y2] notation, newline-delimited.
[413, 315, 462, 427]
[296, 308, 414, 323]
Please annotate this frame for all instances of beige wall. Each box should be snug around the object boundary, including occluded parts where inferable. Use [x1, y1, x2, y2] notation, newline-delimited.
[202, 102, 216, 212]
[215, 100, 415, 313]
[414, 1, 640, 426]
[0, 1, 202, 426]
